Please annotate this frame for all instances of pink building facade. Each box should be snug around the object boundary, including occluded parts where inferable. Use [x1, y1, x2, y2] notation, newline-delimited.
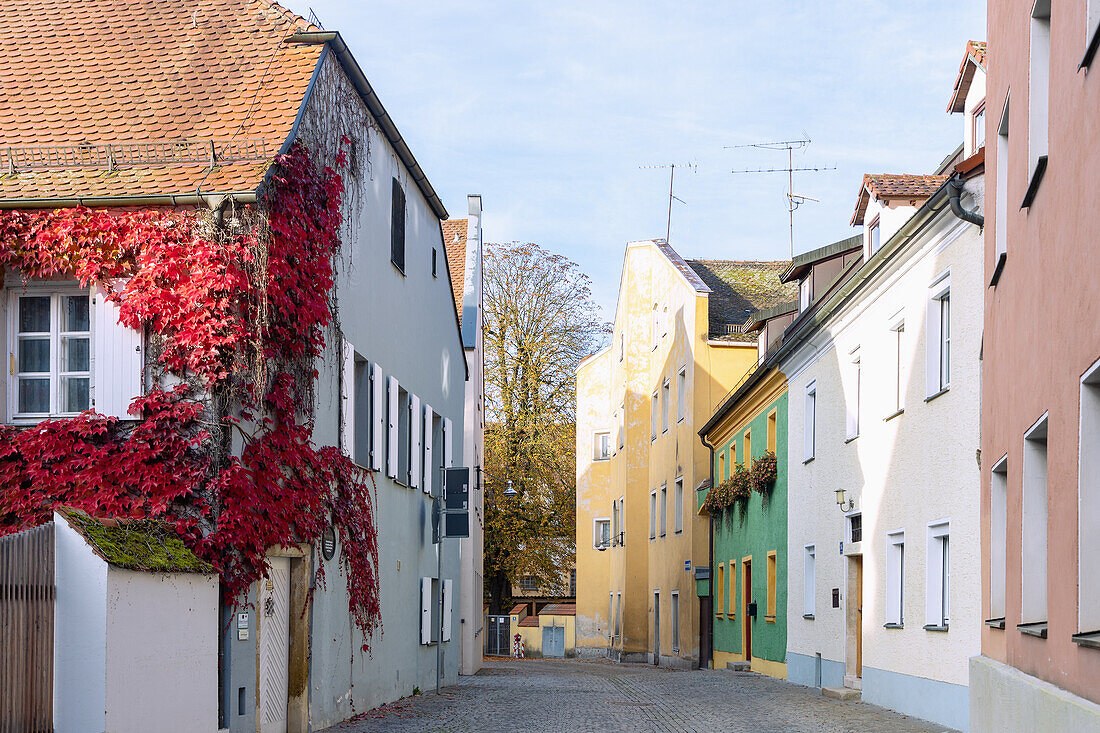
[972, 2, 1100, 730]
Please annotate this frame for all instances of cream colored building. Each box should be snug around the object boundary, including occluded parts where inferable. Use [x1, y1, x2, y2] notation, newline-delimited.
[575, 239, 793, 667]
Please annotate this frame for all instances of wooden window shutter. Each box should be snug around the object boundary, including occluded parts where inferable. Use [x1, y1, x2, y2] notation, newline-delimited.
[386, 376, 399, 478]
[370, 364, 384, 472]
[92, 284, 143, 419]
[391, 178, 406, 272]
[420, 577, 432, 645]
[442, 578, 453, 641]
[422, 404, 434, 495]
[409, 394, 421, 489]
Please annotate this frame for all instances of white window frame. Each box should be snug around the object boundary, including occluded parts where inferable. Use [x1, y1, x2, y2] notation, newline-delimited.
[890, 318, 906, 415]
[846, 346, 861, 440]
[618, 400, 625, 450]
[1022, 413, 1048, 625]
[670, 591, 680, 652]
[926, 272, 951, 398]
[594, 431, 611, 461]
[990, 455, 1009, 621]
[674, 476, 684, 534]
[659, 483, 667, 538]
[1080, 359, 1100, 634]
[8, 287, 94, 421]
[649, 490, 657, 540]
[651, 303, 659, 350]
[799, 278, 811, 312]
[925, 520, 950, 628]
[593, 517, 611, 550]
[803, 544, 815, 617]
[886, 530, 905, 626]
[676, 367, 687, 422]
[1089, 0, 1100, 64]
[651, 391, 659, 441]
[804, 381, 817, 461]
[661, 379, 670, 433]
[995, 96, 1010, 271]
[1027, 0, 1051, 198]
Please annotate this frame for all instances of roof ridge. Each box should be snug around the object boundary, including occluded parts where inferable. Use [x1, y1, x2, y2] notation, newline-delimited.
[254, 0, 321, 34]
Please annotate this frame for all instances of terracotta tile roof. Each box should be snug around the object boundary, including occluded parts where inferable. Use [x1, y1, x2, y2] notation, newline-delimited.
[517, 615, 539, 627]
[508, 603, 528, 616]
[948, 40, 988, 114]
[685, 260, 797, 342]
[442, 219, 468, 322]
[851, 174, 950, 225]
[0, 0, 323, 201]
[539, 603, 576, 616]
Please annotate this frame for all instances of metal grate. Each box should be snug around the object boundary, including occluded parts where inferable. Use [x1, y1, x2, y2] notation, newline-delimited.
[2, 138, 274, 174]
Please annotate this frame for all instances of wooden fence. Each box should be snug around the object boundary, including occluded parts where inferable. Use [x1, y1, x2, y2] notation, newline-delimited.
[0, 523, 54, 733]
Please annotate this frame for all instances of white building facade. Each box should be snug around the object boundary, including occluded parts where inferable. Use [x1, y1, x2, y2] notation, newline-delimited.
[782, 177, 983, 729]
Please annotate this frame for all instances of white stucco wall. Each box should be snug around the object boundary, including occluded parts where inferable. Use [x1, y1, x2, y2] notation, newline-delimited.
[784, 209, 982, 730]
[53, 513, 108, 733]
[104, 569, 219, 733]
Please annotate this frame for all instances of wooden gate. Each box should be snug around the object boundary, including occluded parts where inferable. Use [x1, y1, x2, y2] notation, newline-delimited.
[0, 523, 54, 733]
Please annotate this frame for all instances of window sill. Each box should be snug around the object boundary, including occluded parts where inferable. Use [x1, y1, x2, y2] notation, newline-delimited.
[884, 622, 904, 629]
[1082, 24, 1100, 69]
[726, 613, 736, 620]
[765, 615, 776, 623]
[844, 434, 859, 444]
[1018, 621, 1048, 639]
[984, 617, 1006, 630]
[593, 457, 611, 463]
[923, 624, 949, 632]
[674, 530, 682, 535]
[802, 613, 815, 620]
[989, 251, 1006, 287]
[802, 456, 815, 465]
[883, 408, 904, 423]
[924, 387, 950, 404]
[1020, 155, 1048, 209]
[1071, 630, 1100, 649]
[391, 260, 406, 276]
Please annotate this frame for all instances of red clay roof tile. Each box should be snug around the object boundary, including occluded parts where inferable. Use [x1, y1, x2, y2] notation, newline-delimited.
[851, 174, 950, 225]
[441, 219, 468, 322]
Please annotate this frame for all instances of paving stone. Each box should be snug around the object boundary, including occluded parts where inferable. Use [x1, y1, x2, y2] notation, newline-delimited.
[323, 658, 958, 733]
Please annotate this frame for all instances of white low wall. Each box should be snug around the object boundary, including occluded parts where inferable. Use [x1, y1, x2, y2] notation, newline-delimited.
[970, 655, 1100, 733]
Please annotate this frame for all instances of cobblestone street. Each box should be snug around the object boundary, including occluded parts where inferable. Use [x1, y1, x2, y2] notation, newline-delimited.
[327, 659, 958, 732]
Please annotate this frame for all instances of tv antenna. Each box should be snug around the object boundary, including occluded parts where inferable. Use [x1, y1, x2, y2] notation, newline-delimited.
[728, 139, 835, 257]
[640, 161, 696, 244]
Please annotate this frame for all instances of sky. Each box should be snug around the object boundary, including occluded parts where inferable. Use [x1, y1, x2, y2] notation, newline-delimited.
[286, 0, 986, 320]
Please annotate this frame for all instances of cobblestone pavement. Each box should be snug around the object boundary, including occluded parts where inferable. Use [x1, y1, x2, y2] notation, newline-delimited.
[325, 658, 958, 733]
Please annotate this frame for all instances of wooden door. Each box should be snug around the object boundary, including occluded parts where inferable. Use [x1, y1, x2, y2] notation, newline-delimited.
[743, 559, 752, 661]
[855, 556, 863, 678]
[653, 592, 660, 665]
[259, 557, 290, 733]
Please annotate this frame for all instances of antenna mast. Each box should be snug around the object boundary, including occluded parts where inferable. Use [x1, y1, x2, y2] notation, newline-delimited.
[640, 162, 696, 244]
[728, 139, 835, 257]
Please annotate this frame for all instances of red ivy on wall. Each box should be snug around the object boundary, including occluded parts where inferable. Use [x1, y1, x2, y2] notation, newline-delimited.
[0, 142, 381, 646]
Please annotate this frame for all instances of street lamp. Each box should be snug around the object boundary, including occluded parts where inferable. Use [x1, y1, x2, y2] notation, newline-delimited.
[835, 488, 854, 512]
[503, 480, 518, 498]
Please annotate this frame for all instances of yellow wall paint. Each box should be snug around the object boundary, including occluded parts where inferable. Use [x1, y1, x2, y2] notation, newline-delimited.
[575, 240, 759, 664]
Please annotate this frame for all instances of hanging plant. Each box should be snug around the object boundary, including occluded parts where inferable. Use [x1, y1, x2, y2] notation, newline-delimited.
[701, 462, 752, 516]
[750, 451, 778, 495]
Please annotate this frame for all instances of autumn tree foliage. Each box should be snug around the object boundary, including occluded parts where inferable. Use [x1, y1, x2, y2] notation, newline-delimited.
[482, 242, 605, 613]
[0, 143, 382, 645]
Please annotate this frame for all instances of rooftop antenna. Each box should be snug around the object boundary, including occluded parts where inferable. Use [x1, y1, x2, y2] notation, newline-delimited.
[307, 7, 324, 29]
[728, 138, 835, 257]
[640, 161, 696, 244]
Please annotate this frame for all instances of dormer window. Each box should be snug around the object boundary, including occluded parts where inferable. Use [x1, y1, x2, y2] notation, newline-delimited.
[972, 102, 986, 152]
[799, 278, 811, 311]
[868, 217, 882, 255]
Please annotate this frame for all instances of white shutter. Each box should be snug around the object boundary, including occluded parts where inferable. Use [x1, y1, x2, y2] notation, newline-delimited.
[387, 376, 399, 478]
[423, 404, 434, 495]
[371, 364, 384, 472]
[93, 284, 143, 419]
[420, 577, 432, 645]
[443, 417, 454, 468]
[341, 339, 355, 458]
[409, 394, 421, 489]
[442, 578, 453, 642]
[926, 297, 941, 398]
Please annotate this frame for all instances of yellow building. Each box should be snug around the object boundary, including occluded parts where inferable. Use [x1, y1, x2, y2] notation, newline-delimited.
[575, 239, 794, 667]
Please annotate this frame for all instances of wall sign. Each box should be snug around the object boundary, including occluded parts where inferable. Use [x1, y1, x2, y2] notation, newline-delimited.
[321, 525, 337, 561]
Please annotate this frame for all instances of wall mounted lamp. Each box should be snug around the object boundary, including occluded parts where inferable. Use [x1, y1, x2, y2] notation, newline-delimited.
[835, 488, 854, 512]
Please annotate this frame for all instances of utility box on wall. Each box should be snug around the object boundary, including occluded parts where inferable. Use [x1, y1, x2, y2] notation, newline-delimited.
[53, 509, 219, 733]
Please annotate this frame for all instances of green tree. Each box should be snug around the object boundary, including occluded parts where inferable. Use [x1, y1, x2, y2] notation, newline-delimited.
[482, 242, 604, 613]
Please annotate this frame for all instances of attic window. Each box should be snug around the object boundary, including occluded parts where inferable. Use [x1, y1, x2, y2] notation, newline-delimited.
[432, 247, 438, 278]
[391, 178, 406, 273]
[868, 217, 882, 255]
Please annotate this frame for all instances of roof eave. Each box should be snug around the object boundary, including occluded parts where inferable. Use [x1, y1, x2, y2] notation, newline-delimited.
[0, 190, 259, 210]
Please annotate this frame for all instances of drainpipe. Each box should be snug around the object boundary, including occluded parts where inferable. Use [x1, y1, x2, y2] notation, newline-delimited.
[700, 434, 716, 670]
[947, 175, 984, 228]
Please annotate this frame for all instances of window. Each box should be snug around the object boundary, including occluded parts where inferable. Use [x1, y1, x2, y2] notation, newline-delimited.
[848, 513, 862, 544]
[609, 593, 614, 638]
[744, 430, 752, 467]
[618, 332, 624, 362]
[10, 291, 90, 417]
[386, 376, 400, 478]
[890, 320, 906, 415]
[674, 477, 684, 533]
[886, 531, 905, 626]
[1089, 0, 1100, 66]
[718, 451, 726, 483]
[729, 560, 737, 618]
[990, 456, 1008, 622]
[803, 545, 815, 617]
[651, 303, 659, 350]
[390, 177, 406, 272]
[396, 386, 411, 485]
[616, 592, 622, 637]
[651, 392, 659, 440]
[804, 382, 816, 461]
[1022, 414, 1048, 626]
[594, 518, 611, 549]
[671, 592, 680, 652]
[618, 400, 625, 450]
[594, 431, 611, 461]
[659, 483, 667, 537]
[868, 217, 881, 254]
[570, 569, 577, 596]
[520, 576, 538, 592]
[799, 278, 811, 311]
[1081, 360, 1100, 635]
[716, 563, 725, 614]
[649, 490, 657, 539]
[766, 551, 777, 620]
[1025, 0, 1050, 206]
[767, 410, 777, 453]
[972, 101, 986, 153]
[846, 347, 861, 440]
[926, 521, 950, 628]
[661, 379, 670, 433]
[431, 247, 438, 278]
[993, 97, 1010, 281]
[677, 367, 687, 422]
[611, 500, 620, 546]
[926, 274, 951, 398]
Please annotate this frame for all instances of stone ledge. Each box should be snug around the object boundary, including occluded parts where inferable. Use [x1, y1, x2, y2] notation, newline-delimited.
[822, 686, 861, 702]
[725, 660, 750, 672]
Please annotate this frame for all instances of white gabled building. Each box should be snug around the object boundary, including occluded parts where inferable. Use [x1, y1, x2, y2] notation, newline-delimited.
[779, 51, 987, 732]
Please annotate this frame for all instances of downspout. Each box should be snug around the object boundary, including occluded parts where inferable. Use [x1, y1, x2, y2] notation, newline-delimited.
[947, 175, 984, 228]
[700, 433, 716, 670]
